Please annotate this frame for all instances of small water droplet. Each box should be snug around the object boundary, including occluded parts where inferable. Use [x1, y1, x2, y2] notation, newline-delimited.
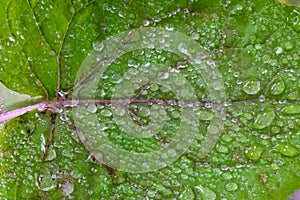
[165, 25, 174, 31]
[138, 106, 150, 117]
[222, 172, 233, 180]
[243, 80, 261, 95]
[143, 19, 150, 26]
[113, 106, 126, 116]
[225, 182, 238, 191]
[87, 104, 97, 113]
[178, 43, 188, 54]
[93, 42, 104, 51]
[62, 180, 74, 196]
[207, 125, 219, 134]
[8, 35, 16, 42]
[198, 110, 213, 121]
[100, 109, 112, 117]
[70, 6, 75, 13]
[159, 72, 169, 79]
[128, 59, 139, 68]
[216, 144, 229, 154]
[285, 41, 293, 50]
[271, 126, 281, 135]
[174, 76, 186, 86]
[62, 149, 74, 158]
[275, 46, 283, 54]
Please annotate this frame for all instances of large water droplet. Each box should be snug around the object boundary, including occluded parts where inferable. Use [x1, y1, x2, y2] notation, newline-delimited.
[275, 143, 299, 157]
[44, 147, 56, 162]
[252, 108, 275, 129]
[270, 80, 285, 95]
[179, 187, 195, 200]
[36, 168, 56, 191]
[281, 104, 300, 115]
[195, 185, 216, 200]
[243, 80, 261, 95]
[245, 146, 263, 161]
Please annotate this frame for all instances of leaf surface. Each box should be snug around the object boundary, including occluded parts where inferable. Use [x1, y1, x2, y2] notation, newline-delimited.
[1, 0, 300, 199]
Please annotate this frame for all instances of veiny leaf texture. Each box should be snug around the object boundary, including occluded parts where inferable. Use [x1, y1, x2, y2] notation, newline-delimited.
[1, 0, 300, 199]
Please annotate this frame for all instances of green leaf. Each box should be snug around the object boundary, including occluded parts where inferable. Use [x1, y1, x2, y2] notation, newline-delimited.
[0, 81, 43, 111]
[1, 0, 300, 199]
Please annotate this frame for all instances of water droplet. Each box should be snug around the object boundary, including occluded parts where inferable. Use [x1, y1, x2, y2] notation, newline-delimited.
[275, 143, 299, 157]
[270, 80, 285, 95]
[222, 172, 233, 180]
[159, 72, 169, 79]
[87, 104, 97, 113]
[93, 42, 104, 51]
[243, 80, 261, 95]
[275, 47, 283, 54]
[216, 144, 229, 154]
[191, 32, 200, 40]
[178, 43, 188, 54]
[143, 19, 150, 26]
[62, 180, 74, 196]
[225, 182, 238, 191]
[271, 126, 281, 135]
[100, 109, 112, 117]
[44, 147, 56, 161]
[245, 146, 263, 161]
[8, 35, 16, 42]
[179, 187, 195, 200]
[252, 108, 275, 129]
[70, 6, 75, 13]
[113, 106, 126, 116]
[138, 106, 150, 117]
[285, 41, 293, 50]
[62, 149, 74, 159]
[207, 125, 219, 134]
[36, 168, 56, 191]
[198, 110, 213, 121]
[194, 185, 216, 200]
[287, 91, 297, 100]
[277, 0, 300, 6]
[165, 25, 174, 31]
[281, 104, 300, 115]
[128, 59, 139, 68]
[174, 76, 186, 86]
